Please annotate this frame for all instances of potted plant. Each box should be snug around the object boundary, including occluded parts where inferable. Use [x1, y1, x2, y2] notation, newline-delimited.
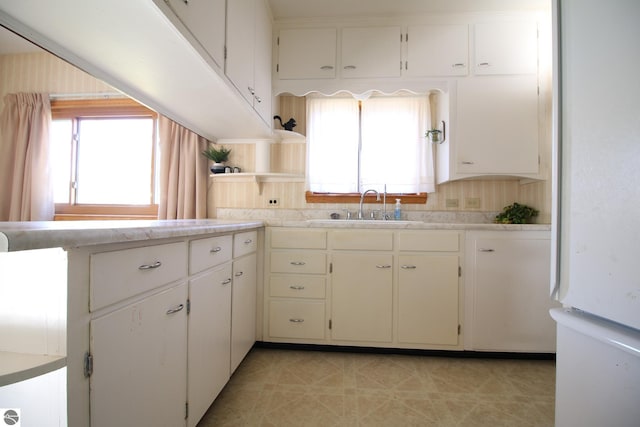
[202, 144, 231, 174]
[494, 202, 539, 224]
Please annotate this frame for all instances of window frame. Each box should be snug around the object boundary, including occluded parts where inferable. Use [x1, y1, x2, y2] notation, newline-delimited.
[50, 98, 159, 220]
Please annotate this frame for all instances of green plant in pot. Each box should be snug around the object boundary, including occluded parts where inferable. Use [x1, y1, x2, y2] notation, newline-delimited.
[202, 144, 231, 174]
[494, 202, 539, 224]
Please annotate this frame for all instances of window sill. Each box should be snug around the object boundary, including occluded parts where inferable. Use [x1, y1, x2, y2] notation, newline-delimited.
[305, 191, 427, 204]
[54, 204, 158, 221]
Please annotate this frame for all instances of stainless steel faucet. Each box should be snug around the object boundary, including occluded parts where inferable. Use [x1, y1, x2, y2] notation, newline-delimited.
[358, 189, 380, 219]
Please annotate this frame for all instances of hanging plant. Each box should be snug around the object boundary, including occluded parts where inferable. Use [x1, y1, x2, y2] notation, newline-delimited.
[494, 202, 539, 224]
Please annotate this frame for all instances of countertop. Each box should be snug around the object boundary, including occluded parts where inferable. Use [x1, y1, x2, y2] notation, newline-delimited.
[0, 219, 264, 252]
[268, 219, 551, 231]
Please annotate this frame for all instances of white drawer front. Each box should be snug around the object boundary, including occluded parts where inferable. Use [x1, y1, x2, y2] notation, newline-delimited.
[331, 230, 394, 250]
[269, 300, 325, 340]
[234, 230, 257, 258]
[398, 231, 460, 252]
[189, 235, 233, 274]
[270, 275, 326, 299]
[270, 252, 326, 274]
[91, 241, 187, 310]
[270, 228, 327, 249]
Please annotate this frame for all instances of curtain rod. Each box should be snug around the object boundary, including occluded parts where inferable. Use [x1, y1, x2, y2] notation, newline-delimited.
[49, 92, 126, 100]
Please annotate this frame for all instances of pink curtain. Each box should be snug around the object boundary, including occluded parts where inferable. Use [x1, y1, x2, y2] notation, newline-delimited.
[158, 116, 209, 219]
[0, 93, 54, 221]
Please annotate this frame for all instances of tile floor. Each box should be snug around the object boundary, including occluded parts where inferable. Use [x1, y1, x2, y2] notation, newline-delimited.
[198, 347, 555, 427]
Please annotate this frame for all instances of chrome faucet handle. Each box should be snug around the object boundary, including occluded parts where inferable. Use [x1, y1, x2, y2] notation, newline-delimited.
[344, 209, 353, 220]
[370, 210, 380, 220]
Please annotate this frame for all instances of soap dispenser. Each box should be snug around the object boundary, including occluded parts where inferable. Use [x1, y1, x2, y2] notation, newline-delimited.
[394, 199, 402, 220]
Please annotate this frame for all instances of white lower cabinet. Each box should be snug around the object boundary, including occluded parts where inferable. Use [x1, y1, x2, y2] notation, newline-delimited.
[231, 253, 257, 373]
[90, 283, 188, 427]
[331, 253, 393, 342]
[187, 264, 232, 427]
[465, 231, 558, 352]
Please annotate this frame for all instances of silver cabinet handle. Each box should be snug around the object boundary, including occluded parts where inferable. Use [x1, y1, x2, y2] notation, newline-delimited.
[289, 318, 305, 323]
[289, 285, 305, 290]
[461, 161, 474, 165]
[166, 304, 184, 315]
[320, 65, 334, 70]
[478, 62, 490, 67]
[255, 95, 262, 103]
[235, 271, 244, 277]
[401, 265, 417, 269]
[248, 86, 255, 95]
[376, 264, 392, 269]
[138, 261, 161, 270]
[210, 247, 222, 253]
[290, 261, 306, 266]
[222, 278, 232, 285]
[452, 63, 466, 67]
[244, 239, 253, 244]
[479, 248, 495, 252]
[343, 65, 357, 70]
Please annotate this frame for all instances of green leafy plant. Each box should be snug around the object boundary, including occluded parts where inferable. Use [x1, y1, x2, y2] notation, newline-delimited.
[494, 202, 539, 224]
[201, 144, 231, 163]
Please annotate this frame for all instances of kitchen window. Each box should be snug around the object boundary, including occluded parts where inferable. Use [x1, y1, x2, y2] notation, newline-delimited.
[305, 93, 435, 203]
[50, 98, 158, 219]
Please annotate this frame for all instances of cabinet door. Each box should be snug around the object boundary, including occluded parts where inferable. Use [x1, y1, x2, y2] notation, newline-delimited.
[341, 26, 401, 78]
[331, 253, 392, 342]
[456, 75, 539, 175]
[405, 24, 468, 76]
[277, 28, 337, 79]
[231, 253, 257, 373]
[226, 0, 255, 104]
[474, 21, 538, 75]
[187, 264, 232, 427]
[398, 255, 459, 345]
[90, 283, 188, 427]
[253, 0, 272, 123]
[166, 0, 226, 68]
[470, 237, 557, 352]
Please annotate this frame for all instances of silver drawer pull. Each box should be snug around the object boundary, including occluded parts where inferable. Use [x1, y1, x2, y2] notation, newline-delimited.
[478, 62, 491, 67]
[222, 278, 232, 285]
[244, 239, 253, 244]
[235, 271, 244, 277]
[290, 261, 306, 266]
[401, 265, 417, 269]
[289, 285, 305, 290]
[452, 63, 466, 67]
[376, 264, 392, 269]
[138, 261, 161, 270]
[320, 65, 334, 70]
[210, 247, 222, 253]
[479, 248, 495, 252]
[166, 304, 184, 315]
[461, 161, 474, 165]
[343, 65, 357, 70]
[289, 318, 305, 323]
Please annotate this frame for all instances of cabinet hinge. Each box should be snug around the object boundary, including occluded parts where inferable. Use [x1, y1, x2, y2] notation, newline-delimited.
[187, 299, 191, 315]
[329, 319, 332, 330]
[458, 324, 461, 335]
[277, 36, 280, 46]
[458, 266, 462, 277]
[329, 262, 333, 274]
[224, 45, 227, 60]
[84, 352, 93, 378]
[185, 401, 189, 420]
[277, 63, 279, 73]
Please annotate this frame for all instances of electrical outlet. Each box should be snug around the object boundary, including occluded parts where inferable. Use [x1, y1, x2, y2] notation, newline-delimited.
[465, 197, 481, 209]
[445, 198, 459, 208]
[268, 198, 279, 206]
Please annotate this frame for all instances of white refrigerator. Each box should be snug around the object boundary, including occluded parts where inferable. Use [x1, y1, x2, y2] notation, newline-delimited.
[552, 0, 640, 426]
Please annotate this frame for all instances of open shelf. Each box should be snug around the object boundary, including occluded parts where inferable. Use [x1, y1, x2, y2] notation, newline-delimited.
[0, 351, 67, 387]
[209, 173, 304, 194]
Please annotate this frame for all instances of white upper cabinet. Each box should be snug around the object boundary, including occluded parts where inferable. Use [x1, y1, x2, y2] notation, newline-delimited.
[226, 0, 272, 124]
[277, 28, 337, 79]
[405, 24, 469, 77]
[455, 74, 539, 176]
[165, 0, 226, 68]
[341, 26, 401, 78]
[473, 21, 538, 75]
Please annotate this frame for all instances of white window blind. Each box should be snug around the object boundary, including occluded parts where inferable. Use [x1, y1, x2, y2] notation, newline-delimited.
[307, 94, 435, 194]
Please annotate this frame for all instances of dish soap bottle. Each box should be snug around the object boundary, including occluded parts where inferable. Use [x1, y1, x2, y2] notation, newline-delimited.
[394, 199, 402, 220]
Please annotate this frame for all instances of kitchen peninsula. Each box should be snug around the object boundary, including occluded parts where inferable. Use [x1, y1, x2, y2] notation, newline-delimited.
[0, 219, 263, 427]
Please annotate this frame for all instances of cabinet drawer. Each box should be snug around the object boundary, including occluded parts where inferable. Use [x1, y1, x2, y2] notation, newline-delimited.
[234, 230, 257, 258]
[189, 235, 233, 274]
[91, 241, 187, 310]
[270, 275, 326, 299]
[270, 252, 326, 274]
[269, 300, 325, 340]
[398, 231, 460, 252]
[270, 228, 327, 249]
[331, 230, 393, 250]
